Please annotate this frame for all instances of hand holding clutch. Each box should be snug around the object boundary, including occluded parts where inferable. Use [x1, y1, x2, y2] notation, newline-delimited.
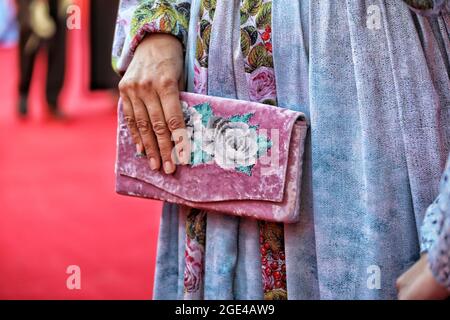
[116, 92, 308, 223]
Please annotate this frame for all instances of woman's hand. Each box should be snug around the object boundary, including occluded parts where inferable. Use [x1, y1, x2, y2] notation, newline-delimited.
[396, 254, 449, 300]
[119, 33, 188, 174]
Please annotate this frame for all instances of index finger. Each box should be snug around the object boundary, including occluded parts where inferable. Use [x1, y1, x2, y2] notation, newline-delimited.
[158, 86, 190, 165]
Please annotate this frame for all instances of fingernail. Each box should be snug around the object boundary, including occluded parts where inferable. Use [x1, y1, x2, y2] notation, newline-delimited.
[164, 161, 174, 174]
[136, 144, 143, 153]
[149, 158, 157, 171]
[178, 150, 185, 164]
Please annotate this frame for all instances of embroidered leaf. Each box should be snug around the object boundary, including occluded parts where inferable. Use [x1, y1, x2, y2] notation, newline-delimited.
[262, 54, 274, 68]
[202, 24, 212, 51]
[229, 113, 254, 124]
[236, 165, 254, 176]
[256, 2, 272, 30]
[172, 21, 181, 37]
[199, 2, 204, 17]
[199, 56, 208, 68]
[130, 6, 157, 35]
[257, 135, 272, 157]
[240, 29, 252, 56]
[240, 10, 249, 25]
[245, 64, 256, 73]
[202, 0, 217, 11]
[242, 0, 262, 16]
[193, 102, 213, 126]
[196, 37, 204, 61]
[248, 44, 269, 68]
[200, 19, 210, 35]
[209, 8, 216, 20]
[192, 150, 211, 166]
[175, 2, 191, 19]
[244, 26, 258, 45]
[191, 139, 212, 165]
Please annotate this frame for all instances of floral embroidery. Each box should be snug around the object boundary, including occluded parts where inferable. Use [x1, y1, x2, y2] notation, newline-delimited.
[259, 221, 287, 300]
[194, 0, 216, 94]
[240, 0, 276, 106]
[248, 66, 277, 103]
[181, 101, 272, 175]
[130, 0, 191, 52]
[240, 0, 287, 300]
[184, 208, 207, 298]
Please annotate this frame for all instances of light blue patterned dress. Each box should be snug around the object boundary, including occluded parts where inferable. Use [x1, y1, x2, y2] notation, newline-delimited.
[113, 0, 450, 299]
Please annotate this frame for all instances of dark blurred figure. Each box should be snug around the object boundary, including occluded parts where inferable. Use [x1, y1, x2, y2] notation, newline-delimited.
[89, 0, 119, 91]
[17, 0, 69, 119]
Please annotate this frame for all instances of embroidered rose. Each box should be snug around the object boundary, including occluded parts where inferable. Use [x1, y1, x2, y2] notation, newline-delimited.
[180, 101, 271, 174]
[204, 118, 259, 170]
[184, 237, 204, 293]
[248, 66, 276, 103]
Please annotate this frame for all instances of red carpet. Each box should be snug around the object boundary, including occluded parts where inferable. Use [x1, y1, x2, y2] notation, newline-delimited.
[0, 45, 162, 299]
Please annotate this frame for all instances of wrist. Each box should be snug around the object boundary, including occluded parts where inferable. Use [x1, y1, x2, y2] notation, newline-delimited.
[135, 33, 184, 61]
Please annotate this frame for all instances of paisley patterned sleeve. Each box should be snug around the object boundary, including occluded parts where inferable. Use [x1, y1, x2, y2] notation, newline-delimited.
[403, 0, 449, 16]
[420, 195, 443, 253]
[112, 0, 191, 75]
[420, 154, 450, 253]
[424, 155, 450, 290]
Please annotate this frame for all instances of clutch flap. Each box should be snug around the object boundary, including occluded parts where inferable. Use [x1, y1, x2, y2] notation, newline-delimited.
[116, 92, 307, 204]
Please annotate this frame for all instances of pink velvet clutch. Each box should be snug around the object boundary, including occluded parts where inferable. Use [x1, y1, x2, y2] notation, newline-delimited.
[115, 92, 308, 223]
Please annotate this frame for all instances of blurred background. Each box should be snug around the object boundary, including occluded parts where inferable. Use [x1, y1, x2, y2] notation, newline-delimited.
[0, 0, 162, 299]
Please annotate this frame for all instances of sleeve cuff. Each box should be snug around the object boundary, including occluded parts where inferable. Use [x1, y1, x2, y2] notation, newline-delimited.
[129, 1, 190, 54]
[420, 198, 443, 253]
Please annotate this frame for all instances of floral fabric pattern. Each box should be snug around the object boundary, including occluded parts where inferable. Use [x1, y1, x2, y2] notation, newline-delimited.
[130, 0, 190, 51]
[240, 0, 276, 105]
[259, 221, 287, 300]
[184, 208, 206, 299]
[239, 0, 286, 300]
[193, 0, 216, 94]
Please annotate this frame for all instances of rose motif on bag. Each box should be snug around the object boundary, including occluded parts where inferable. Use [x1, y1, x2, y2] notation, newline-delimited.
[207, 118, 259, 169]
[181, 101, 272, 175]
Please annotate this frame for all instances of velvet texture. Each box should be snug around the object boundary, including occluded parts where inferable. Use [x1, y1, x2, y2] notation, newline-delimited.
[116, 92, 308, 223]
